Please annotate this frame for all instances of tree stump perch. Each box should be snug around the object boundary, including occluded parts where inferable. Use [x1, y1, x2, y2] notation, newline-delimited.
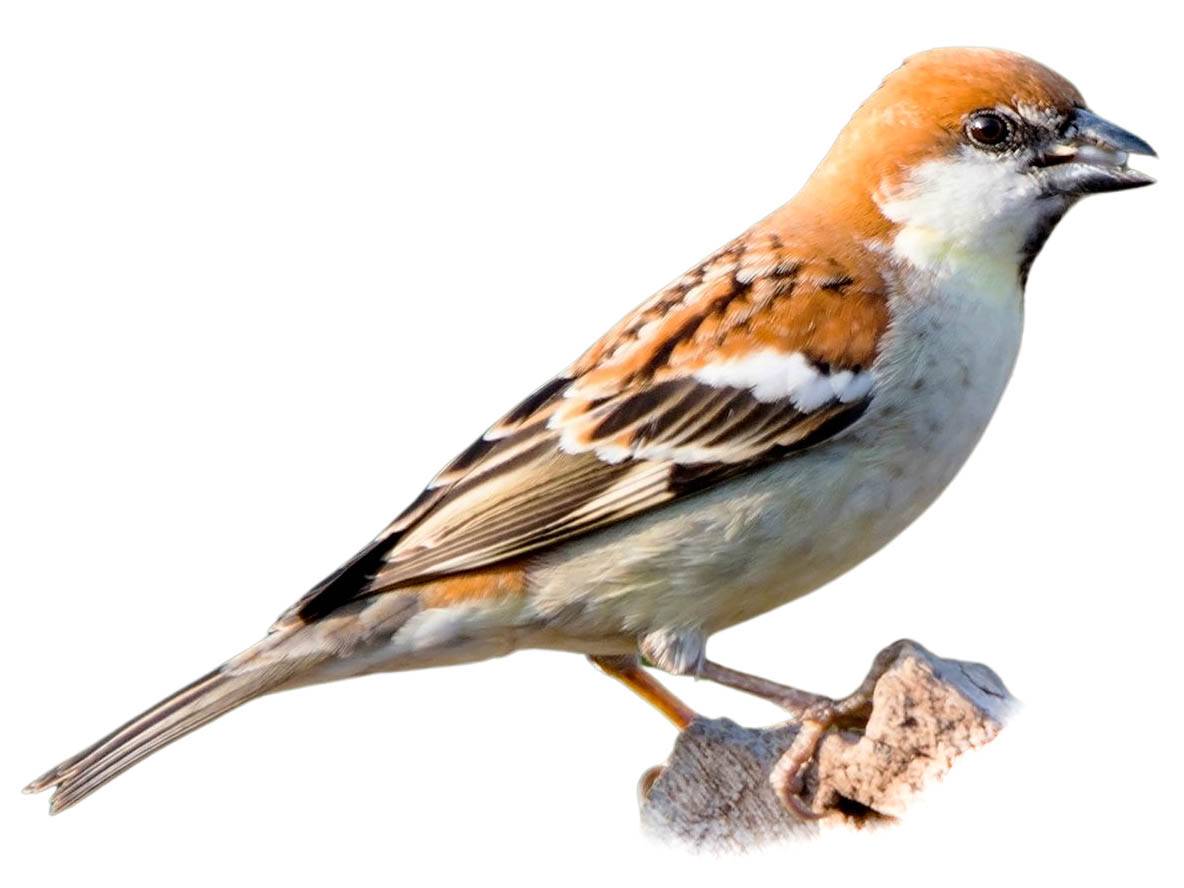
[638, 640, 1016, 851]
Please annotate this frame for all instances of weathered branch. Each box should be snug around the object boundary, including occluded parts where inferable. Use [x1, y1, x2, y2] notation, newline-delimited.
[638, 640, 1015, 851]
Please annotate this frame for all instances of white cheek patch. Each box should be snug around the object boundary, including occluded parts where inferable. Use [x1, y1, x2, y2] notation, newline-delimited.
[876, 148, 1049, 273]
[694, 349, 872, 410]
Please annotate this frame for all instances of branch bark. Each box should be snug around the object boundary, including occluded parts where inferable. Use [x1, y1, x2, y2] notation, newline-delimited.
[638, 640, 1016, 851]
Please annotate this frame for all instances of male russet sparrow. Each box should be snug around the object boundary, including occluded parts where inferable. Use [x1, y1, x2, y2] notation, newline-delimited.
[27, 47, 1155, 817]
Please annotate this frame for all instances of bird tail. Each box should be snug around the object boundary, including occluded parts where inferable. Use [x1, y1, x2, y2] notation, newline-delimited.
[23, 629, 321, 814]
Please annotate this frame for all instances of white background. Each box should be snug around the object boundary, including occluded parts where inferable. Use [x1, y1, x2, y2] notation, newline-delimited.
[2, 2, 1179, 885]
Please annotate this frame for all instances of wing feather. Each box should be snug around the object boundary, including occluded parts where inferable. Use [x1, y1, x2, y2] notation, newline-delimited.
[286, 227, 888, 623]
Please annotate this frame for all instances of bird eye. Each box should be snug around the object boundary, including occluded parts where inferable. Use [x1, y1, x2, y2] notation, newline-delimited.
[965, 111, 1012, 148]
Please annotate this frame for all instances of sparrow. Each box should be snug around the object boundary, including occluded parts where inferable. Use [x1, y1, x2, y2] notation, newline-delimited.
[26, 47, 1155, 817]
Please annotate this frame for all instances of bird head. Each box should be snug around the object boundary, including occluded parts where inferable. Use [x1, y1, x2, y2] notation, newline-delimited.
[796, 48, 1156, 279]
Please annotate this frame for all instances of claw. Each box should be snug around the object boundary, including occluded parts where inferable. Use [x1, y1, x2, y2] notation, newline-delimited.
[702, 641, 918, 820]
[769, 702, 835, 819]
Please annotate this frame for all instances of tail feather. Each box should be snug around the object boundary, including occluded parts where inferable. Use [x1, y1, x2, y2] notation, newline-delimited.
[26, 590, 425, 814]
[24, 640, 308, 814]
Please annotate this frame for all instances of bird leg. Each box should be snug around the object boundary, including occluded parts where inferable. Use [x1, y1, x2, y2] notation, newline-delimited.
[589, 654, 696, 730]
[698, 660, 831, 716]
[700, 642, 908, 819]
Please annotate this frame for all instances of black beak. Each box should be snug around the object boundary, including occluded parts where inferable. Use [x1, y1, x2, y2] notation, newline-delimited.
[1035, 108, 1156, 195]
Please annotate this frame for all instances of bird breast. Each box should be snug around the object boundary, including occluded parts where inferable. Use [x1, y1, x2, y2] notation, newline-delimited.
[524, 262, 1024, 648]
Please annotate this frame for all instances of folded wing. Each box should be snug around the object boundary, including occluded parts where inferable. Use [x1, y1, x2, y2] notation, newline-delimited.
[286, 229, 888, 623]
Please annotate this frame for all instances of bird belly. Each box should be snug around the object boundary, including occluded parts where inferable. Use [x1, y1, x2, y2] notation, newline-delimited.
[525, 276, 1024, 648]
